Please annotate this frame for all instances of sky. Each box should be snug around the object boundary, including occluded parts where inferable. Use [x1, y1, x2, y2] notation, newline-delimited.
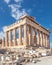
[0, 0, 52, 47]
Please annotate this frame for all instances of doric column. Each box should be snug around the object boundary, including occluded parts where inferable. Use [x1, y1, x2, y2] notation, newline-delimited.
[2, 38, 5, 48]
[43, 33, 45, 47]
[47, 35, 50, 48]
[34, 29, 37, 46]
[45, 35, 50, 48]
[41, 32, 43, 47]
[24, 24, 28, 46]
[42, 33, 44, 47]
[44, 34, 46, 47]
[45, 35, 46, 48]
[37, 30, 40, 47]
[6, 31, 8, 47]
[46, 35, 47, 48]
[39, 31, 41, 46]
[9, 30, 12, 46]
[2, 39, 3, 48]
[27, 26, 30, 46]
[14, 28, 16, 46]
[29, 26, 32, 46]
[40, 32, 42, 47]
[38, 32, 43, 47]
[19, 26, 22, 45]
[31, 26, 33, 45]
[48, 36, 50, 48]
[28, 26, 32, 46]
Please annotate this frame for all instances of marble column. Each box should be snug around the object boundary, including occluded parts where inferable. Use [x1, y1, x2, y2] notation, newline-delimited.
[46, 35, 48, 48]
[27, 26, 30, 46]
[28, 26, 32, 46]
[24, 24, 28, 46]
[37, 30, 40, 47]
[44, 34, 46, 47]
[42, 33, 44, 47]
[41, 32, 43, 47]
[34, 29, 37, 46]
[45, 35, 46, 48]
[42, 34, 44, 47]
[9, 30, 12, 46]
[47, 36, 50, 48]
[19, 26, 22, 45]
[14, 28, 16, 46]
[49, 36, 50, 48]
[2, 38, 5, 48]
[6, 31, 8, 47]
[40, 32, 42, 46]
[2, 39, 3, 48]
[30, 27, 32, 46]
[31, 26, 33, 45]
[39, 31, 41, 46]
[39, 31, 42, 47]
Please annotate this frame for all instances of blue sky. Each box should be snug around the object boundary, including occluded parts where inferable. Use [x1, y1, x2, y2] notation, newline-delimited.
[0, 0, 52, 47]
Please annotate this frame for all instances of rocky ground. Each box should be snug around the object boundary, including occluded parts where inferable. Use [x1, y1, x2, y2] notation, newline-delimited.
[0, 47, 51, 65]
[25, 56, 52, 65]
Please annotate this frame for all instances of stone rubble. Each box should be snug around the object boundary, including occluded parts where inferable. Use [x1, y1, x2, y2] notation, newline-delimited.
[0, 47, 51, 65]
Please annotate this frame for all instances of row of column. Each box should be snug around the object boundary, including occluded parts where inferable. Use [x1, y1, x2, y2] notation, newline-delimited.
[4, 24, 27, 47]
[26, 26, 50, 48]
[1, 24, 50, 48]
[37, 30, 50, 48]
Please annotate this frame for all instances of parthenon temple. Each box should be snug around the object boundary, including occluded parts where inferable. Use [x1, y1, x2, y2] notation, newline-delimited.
[1, 15, 50, 49]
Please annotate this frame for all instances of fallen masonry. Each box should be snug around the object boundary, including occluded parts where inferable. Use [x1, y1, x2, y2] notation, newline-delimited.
[0, 47, 51, 65]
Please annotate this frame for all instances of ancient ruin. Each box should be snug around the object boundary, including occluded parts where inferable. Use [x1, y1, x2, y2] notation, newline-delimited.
[1, 15, 50, 49]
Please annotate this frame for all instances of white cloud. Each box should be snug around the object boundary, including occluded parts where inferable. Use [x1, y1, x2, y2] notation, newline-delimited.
[14, 0, 22, 2]
[4, 0, 10, 4]
[2, 26, 7, 32]
[8, 0, 27, 20]
[0, 26, 7, 39]
[11, 9, 27, 20]
[8, 4, 21, 12]
[4, 0, 31, 20]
